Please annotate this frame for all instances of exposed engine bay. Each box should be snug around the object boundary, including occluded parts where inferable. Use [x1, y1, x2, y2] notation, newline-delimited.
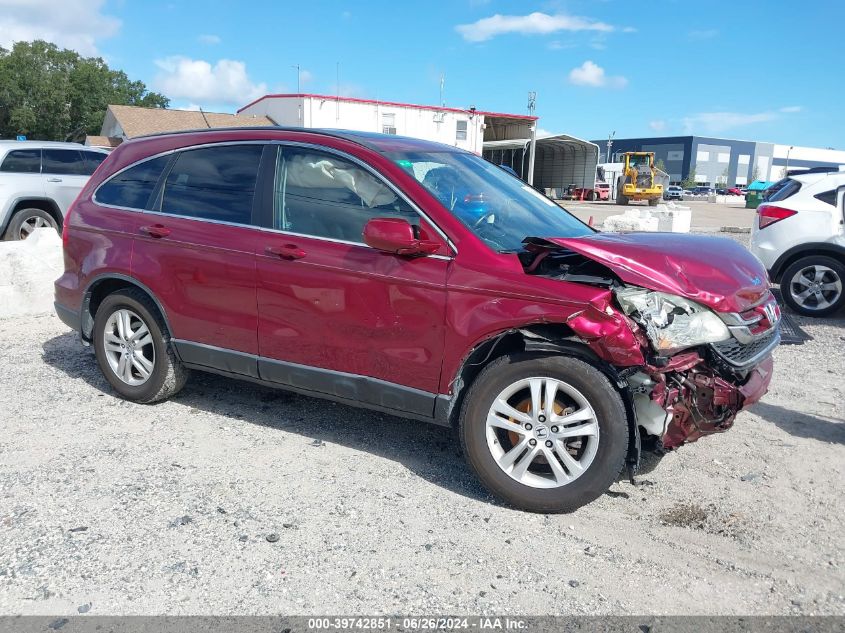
[518, 237, 779, 456]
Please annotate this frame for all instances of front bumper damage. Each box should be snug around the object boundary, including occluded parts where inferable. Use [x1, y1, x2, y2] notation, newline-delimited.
[562, 296, 778, 459]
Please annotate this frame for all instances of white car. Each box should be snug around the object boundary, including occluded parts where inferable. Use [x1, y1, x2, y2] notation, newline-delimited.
[750, 167, 845, 316]
[0, 141, 109, 240]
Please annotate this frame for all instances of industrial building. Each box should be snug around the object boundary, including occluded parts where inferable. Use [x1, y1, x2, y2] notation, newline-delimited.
[238, 93, 535, 156]
[593, 135, 845, 186]
[238, 93, 599, 193]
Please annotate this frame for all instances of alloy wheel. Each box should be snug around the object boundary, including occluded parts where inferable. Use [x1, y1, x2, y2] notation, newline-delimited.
[485, 377, 599, 489]
[19, 215, 50, 239]
[103, 309, 156, 386]
[789, 265, 843, 312]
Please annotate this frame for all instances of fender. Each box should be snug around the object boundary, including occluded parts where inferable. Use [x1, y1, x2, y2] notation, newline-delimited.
[81, 273, 175, 344]
[0, 196, 63, 234]
[769, 242, 845, 281]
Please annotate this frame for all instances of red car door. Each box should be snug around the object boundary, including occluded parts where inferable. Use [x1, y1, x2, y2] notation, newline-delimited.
[130, 143, 267, 373]
[255, 144, 450, 416]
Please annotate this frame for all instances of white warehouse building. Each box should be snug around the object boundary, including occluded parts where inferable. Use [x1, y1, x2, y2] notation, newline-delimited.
[238, 93, 536, 157]
[238, 93, 600, 192]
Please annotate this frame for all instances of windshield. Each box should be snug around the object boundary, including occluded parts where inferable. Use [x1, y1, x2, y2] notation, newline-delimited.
[388, 150, 592, 251]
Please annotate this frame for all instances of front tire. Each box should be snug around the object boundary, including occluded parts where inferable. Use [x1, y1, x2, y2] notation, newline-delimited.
[3, 208, 57, 240]
[459, 354, 628, 513]
[781, 256, 845, 317]
[93, 288, 188, 403]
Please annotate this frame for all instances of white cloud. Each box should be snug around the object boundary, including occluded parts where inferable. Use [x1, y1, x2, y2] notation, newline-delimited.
[682, 110, 778, 134]
[779, 105, 802, 113]
[198, 34, 221, 45]
[649, 120, 667, 132]
[622, 26, 637, 33]
[299, 69, 314, 85]
[536, 127, 558, 138]
[0, 0, 120, 56]
[688, 29, 718, 40]
[456, 12, 613, 42]
[154, 56, 267, 106]
[568, 60, 627, 88]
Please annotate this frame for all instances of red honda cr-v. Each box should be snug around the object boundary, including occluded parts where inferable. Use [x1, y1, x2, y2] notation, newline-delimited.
[55, 128, 779, 512]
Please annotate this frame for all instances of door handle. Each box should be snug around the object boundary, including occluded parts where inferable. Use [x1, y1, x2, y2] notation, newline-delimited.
[265, 244, 306, 260]
[140, 224, 171, 239]
[46, 177, 62, 182]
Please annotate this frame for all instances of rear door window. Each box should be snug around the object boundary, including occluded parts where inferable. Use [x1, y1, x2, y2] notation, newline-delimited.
[95, 156, 171, 210]
[0, 149, 41, 173]
[43, 149, 88, 175]
[160, 144, 263, 225]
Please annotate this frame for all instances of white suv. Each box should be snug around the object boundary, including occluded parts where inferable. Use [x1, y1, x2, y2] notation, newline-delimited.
[750, 167, 845, 316]
[0, 141, 109, 240]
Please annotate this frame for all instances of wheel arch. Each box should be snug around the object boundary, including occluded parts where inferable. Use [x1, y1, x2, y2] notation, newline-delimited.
[82, 274, 173, 343]
[1, 198, 64, 234]
[439, 323, 640, 470]
[770, 243, 845, 282]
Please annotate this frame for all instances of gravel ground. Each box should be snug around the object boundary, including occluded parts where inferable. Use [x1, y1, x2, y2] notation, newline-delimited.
[1, 236, 843, 616]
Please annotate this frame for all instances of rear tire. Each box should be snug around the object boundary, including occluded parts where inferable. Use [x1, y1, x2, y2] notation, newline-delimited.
[3, 208, 57, 240]
[459, 353, 628, 513]
[616, 193, 628, 205]
[648, 197, 659, 206]
[780, 256, 845, 317]
[93, 288, 188, 403]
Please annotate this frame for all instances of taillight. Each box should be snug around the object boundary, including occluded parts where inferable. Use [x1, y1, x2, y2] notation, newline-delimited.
[757, 204, 797, 229]
[62, 194, 82, 246]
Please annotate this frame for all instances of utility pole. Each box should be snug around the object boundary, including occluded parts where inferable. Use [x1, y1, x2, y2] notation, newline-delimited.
[785, 145, 794, 176]
[292, 64, 301, 93]
[606, 131, 616, 199]
[527, 91, 537, 186]
[439, 74, 445, 107]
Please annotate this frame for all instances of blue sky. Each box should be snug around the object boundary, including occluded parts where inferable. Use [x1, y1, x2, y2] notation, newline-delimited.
[2, 0, 844, 147]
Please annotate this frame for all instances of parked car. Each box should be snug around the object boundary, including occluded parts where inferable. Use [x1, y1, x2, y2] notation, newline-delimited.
[727, 187, 743, 196]
[750, 168, 845, 316]
[683, 189, 697, 197]
[0, 141, 108, 240]
[716, 188, 728, 195]
[55, 128, 779, 513]
[693, 186, 714, 196]
[664, 185, 684, 201]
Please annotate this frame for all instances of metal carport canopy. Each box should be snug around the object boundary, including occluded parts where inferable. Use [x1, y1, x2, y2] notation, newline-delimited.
[483, 134, 599, 196]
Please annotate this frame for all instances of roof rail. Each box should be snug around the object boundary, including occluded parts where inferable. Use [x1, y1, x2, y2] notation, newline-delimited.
[786, 165, 842, 176]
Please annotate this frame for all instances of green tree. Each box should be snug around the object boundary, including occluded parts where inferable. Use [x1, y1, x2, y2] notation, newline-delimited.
[681, 167, 697, 190]
[750, 165, 760, 183]
[654, 158, 666, 173]
[0, 40, 169, 141]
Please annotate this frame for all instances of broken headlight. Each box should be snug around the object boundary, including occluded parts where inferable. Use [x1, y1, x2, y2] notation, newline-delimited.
[614, 287, 730, 353]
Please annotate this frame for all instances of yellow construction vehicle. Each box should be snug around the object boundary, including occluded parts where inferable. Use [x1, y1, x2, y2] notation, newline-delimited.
[615, 152, 663, 206]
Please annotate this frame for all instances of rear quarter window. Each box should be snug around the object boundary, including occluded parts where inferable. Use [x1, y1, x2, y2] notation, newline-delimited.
[814, 189, 837, 206]
[95, 156, 171, 210]
[82, 151, 108, 175]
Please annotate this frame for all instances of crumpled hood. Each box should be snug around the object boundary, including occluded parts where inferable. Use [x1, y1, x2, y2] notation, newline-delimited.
[541, 232, 770, 313]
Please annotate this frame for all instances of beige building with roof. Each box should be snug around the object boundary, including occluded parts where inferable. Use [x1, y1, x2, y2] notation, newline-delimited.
[89, 105, 275, 148]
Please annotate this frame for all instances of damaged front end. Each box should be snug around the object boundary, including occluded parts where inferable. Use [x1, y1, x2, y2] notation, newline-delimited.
[520, 236, 779, 455]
